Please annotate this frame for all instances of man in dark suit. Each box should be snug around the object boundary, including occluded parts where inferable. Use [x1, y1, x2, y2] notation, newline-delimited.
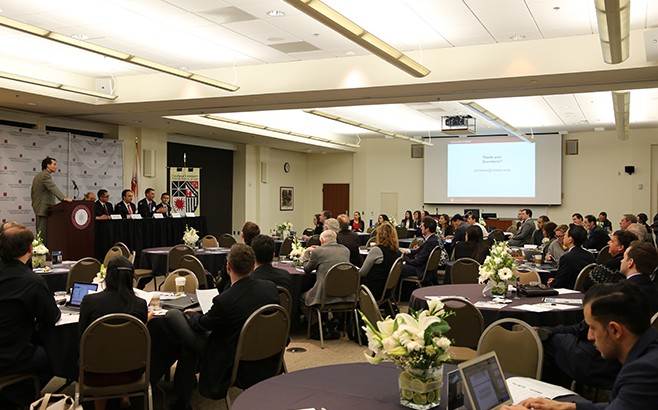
[336, 214, 362, 268]
[155, 192, 171, 217]
[137, 187, 157, 218]
[161, 244, 279, 409]
[584, 214, 610, 251]
[94, 189, 114, 220]
[549, 224, 595, 289]
[620, 241, 658, 311]
[401, 216, 445, 282]
[250, 234, 292, 292]
[115, 189, 137, 218]
[508, 208, 536, 246]
[449, 214, 468, 243]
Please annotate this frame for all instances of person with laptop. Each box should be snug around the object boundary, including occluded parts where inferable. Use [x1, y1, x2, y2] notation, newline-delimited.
[501, 282, 658, 410]
[0, 224, 61, 408]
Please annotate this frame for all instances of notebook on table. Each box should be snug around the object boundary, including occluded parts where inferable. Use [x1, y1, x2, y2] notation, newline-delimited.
[162, 295, 199, 310]
[458, 351, 513, 410]
[60, 282, 98, 313]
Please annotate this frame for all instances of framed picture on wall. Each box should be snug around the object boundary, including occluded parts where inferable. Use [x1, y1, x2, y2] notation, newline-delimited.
[280, 187, 294, 211]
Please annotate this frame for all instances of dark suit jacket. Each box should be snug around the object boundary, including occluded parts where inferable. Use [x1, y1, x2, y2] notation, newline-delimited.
[115, 201, 137, 218]
[251, 264, 292, 292]
[188, 276, 279, 399]
[156, 202, 171, 217]
[137, 198, 156, 218]
[94, 200, 114, 217]
[403, 234, 442, 279]
[452, 222, 468, 243]
[584, 226, 609, 251]
[627, 273, 658, 313]
[349, 219, 364, 232]
[78, 290, 148, 338]
[551, 246, 595, 289]
[337, 229, 362, 267]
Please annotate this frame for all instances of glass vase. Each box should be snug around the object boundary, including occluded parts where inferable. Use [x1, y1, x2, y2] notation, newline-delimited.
[32, 253, 47, 269]
[398, 366, 443, 409]
[491, 280, 508, 298]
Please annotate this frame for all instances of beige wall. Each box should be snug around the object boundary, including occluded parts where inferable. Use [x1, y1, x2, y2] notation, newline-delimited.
[117, 126, 168, 202]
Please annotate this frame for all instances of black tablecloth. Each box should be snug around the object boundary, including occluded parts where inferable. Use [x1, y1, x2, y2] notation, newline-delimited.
[139, 246, 229, 277]
[272, 262, 315, 330]
[37, 261, 75, 293]
[410, 284, 584, 327]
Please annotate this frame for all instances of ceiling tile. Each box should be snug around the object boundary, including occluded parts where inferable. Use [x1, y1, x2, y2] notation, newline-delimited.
[224, 19, 300, 44]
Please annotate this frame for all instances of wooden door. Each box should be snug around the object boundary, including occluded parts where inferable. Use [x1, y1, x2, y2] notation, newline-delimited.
[322, 183, 349, 218]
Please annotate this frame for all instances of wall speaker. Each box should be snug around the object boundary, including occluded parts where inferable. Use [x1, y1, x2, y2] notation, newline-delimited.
[142, 149, 155, 177]
[565, 139, 579, 155]
[624, 165, 635, 175]
[260, 161, 268, 183]
[411, 144, 424, 158]
[95, 78, 112, 94]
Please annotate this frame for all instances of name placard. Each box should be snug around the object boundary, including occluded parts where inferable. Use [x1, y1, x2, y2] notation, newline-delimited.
[131, 214, 143, 220]
[153, 213, 164, 219]
[110, 214, 122, 220]
[185, 212, 196, 218]
[171, 213, 182, 219]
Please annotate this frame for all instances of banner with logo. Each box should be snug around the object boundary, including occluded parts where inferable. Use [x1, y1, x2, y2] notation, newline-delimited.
[169, 167, 201, 216]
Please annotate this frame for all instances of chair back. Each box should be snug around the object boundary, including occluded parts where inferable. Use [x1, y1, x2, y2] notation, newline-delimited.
[319, 263, 360, 309]
[161, 268, 199, 293]
[366, 237, 378, 247]
[440, 297, 484, 350]
[366, 226, 375, 234]
[279, 237, 294, 258]
[596, 246, 614, 265]
[575, 263, 598, 291]
[652, 311, 658, 330]
[380, 257, 404, 302]
[369, 227, 378, 238]
[103, 246, 123, 267]
[66, 257, 102, 291]
[483, 237, 495, 249]
[78, 313, 150, 405]
[489, 229, 506, 242]
[451, 258, 481, 284]
[167, 245, 195, 272]
[277, 286, 292, 315]
[516, 269, 541, 285]
[303, 228, 315, 237]
[112, 242, 131, 258]
[201, 235, 219, 248]
[506, 225, 517, 234]
[128, 251, 136, 264]
[306, 235, 321, 247]
[395, 226, 408, 240]
[419, 246, 444, 282]
[359, 285, 383, 325]
[409, 237, 424, 249]
[219, 234, 237, 248]
[178, 254, 208, 289]
[477, 318, 543, 379]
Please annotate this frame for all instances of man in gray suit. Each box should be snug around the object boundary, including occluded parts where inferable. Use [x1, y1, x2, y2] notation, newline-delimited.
[508, 208, 535, 246]
[30, 157, 72, 244]
[302, 229, 350, 307]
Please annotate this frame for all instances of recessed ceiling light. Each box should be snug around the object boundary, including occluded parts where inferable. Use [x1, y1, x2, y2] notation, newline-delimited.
[510, 34, 525, 41]
[345, 51, 356, 56]
[71, 34, 89, 40]
[267, 10, 285, 17]
[178, 66, 189, 71]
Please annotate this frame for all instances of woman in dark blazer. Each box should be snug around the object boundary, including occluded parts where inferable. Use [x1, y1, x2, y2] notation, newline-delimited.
[438, 213, 453, 237]
[401, 210, 414, 229]
[350, 211, 365, 232]
[452, 225, 489, 263]
[360, 222, 401, 299]
[312, 213, 323, 235]
[412, 210, 422, 229]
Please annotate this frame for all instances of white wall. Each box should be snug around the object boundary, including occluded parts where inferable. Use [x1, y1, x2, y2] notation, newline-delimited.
[117, 126, 168, 202]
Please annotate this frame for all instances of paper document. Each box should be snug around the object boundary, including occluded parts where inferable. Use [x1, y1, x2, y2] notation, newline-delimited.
[133, 288, 153, 305]
[507, 377, 574, 402]
[56, 313, 80, 326]
[535, 302, 580, 311]
[509, 304, 552, 312]
[196, 288, 219, 314]
[474, 301, 507, 310]
[554, 288, 580, 295]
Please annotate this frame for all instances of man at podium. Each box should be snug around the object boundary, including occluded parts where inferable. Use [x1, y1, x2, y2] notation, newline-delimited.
[30, 157, 72, 244]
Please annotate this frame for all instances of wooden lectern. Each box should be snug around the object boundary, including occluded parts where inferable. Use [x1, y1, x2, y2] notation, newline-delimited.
[47, 200, 95, 261]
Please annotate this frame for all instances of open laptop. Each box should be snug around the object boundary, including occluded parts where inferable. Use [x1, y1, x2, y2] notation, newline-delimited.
[60, 282, 98, 313]
[458, 352, 513, 410]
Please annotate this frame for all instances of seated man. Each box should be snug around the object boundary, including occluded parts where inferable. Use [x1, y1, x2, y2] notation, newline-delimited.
[533, 215, 549, 246]
[302, 230, 350, 307]
[504, 282, 658, 410]
[549, 224, 595, 289]
[161, 244, 279, 409]
[155, 192, 171, 217]
[583, 230, 637, 291]
[583, 214, 609, 251]
[137, 187, 157, 218]
[336, 214, 362, 268]
[449, 214, 468, 243]
[401, 216, 446, 282]
[115, 189, 137, 218]
[0, 224, 61, 407]
[250, 234, 292, 292]
[94, 189, 114, 220]
[508, 208, 535, 246]
[466, 212, 488, 239]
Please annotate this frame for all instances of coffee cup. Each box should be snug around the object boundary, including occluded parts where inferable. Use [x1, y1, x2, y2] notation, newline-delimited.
[151, 294, 161, 311]
[175, 277, 186, 293]
[534, 254, 542, 266]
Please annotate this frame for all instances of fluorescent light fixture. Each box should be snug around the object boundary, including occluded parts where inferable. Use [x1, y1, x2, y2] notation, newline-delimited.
[305, 109, 432, 146]
[461, 101, 535, 143]
[0, 71, 118, 100]
[612, 90, 629, 140]
[284, 0, 430, 78]
[594, 0, 630, 64]
[200, 114, 360, 148]
[0, 15, 239, 92]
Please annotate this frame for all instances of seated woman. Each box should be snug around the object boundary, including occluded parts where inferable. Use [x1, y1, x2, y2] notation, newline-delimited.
[373, 214, 389, 229]
[541, 221, 558, 261]
[401, 210, 413, 229]
[78, 256, 149, 410]
[437, 213, 453, 238]
[350, 211, 364, 232]
[312, 213, 323, 235]
[359, 222, 401, 300]
[452, 225, 489, 264]
[545, 224, 568, 263]
[412, 210, 422, 229]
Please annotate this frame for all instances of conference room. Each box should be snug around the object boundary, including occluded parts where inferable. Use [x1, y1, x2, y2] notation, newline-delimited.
[1, 0, 658, 409]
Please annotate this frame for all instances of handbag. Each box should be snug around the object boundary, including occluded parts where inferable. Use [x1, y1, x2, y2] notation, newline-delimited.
[518, 284, 558, 297]
[31, 394, 82, 410]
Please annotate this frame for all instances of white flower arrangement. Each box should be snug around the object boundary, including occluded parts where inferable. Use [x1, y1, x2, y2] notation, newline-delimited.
[182, 225, 199, 246]
[361, 298, 453, 369]
[479, 217, 486, 226]
[289, 238, 305, 260]
[275, 221, 293, 235]
[95, 264, 107, 281]
[32, 231, 49, 255]
[389, 216, 398, 226]
[478, 241, 516, 284]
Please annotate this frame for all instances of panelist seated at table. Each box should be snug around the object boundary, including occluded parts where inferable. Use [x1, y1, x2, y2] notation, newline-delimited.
[115, 189, 137, 218]
[78, 256, 150, 410]
[503, 282, 658, 410]
[549, 225, 595, 289]
[250, 235, 292, 292]
[0, 224, 61, 407]
[137, 187, 158, 218]
[94, 189, 114, 220]
[359, 222, 401, 299]
[155, 192, 172, 217]
[400, 217, 447, 281]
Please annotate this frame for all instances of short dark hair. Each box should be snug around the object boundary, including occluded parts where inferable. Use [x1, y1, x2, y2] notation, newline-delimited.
[543, 221, 557, 238]
[97, 189, 108, 198]
[466, 212, 477, 221]
[0, 224, 34, 261]
[322, 210, 332, 219]
[422, 216, 437, 233]
[567, 224, 587, 247]
[613, 230, 637, 251]
[538, 215, 550, 223]
[228, 244, 256, 276]
[161, 192, 169, 199]
[599, 211, 607, 218]
[585, 214, 596, 224]
[637, 213, 649, 224]
[522, 208, 533, 217]
[627, 241, 658, 276]
[242, 221, 260, 246]
[144, 188, 154, 195]
[450, 214, 464, 222]
[251, 235, 274, 264]
[41, 157, 55, 170]
[121, 189, 132, 200]
[584, 282, 650, 336]
[572, 213, 583, 220]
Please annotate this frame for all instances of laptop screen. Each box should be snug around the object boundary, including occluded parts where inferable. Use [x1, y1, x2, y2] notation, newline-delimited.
[70, 282, 98, 307]
[459, 352, 511, 410]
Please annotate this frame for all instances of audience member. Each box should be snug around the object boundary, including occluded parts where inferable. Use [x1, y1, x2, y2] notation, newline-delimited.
[156, 192, 171, 216]
[583, 214, 609, 251]
[115, 189, 137, 218]
[619, 213, 636, 230]
[571, 212, 584, 226]
[598, 211, 613, 232]
[312, 213, 323, 235]
[350, 211, 364, 232]
[401, 210, 414, 229]
[545, 224, 568, 263]
[636, 213, 654, 244]
[412, 210, 422, 229]
[242, 221, 260, 246]
[466, 212, 488, 239]
[250, 235, 292, 291]
[401, 217, 446, 282]
[584, 230, 637, 291]
[83, 191, 96, 201]
[302, 230, 350, 307]
[549, 224, 595, 289]
[30, 156, 72, 243]
[320, 210, 331, 225]
[626, 222, 647, 242]
[137, 187, 157, 218]
[619, 241, 658, 311]
[375, 214, 390, 228]
[449, 214, 468, 243]
[452, 225, 489, 264]
[94, 189, 114, 220]
[438, 213, 453, 237]
[336, 214, 362, 267]
[541, 222, 558, 261]
[359, 222, 401, 299]
[507, 208, 535, 246]
[533, 215, 550, 246]
[323, 218, 339, 234]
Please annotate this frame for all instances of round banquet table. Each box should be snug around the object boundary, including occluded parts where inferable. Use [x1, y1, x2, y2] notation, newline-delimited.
[35, 261, 76, 292]
[410, 284, 584, 327]
[272, 261, 315, 330]
[139, 246, 230, 277]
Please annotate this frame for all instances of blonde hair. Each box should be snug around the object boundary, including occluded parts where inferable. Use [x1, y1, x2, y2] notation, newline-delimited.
[376, 222, 399, 252]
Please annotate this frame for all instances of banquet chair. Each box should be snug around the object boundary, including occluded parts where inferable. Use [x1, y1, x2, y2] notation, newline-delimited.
[159, 245, 195, 290]
[103, 246, 124, 267]
[161, 268, 199, 293]
[66, 257, 102, 291]
[225, 304, 289, 409]
[366, 226, 375, 234]
[376, 256, 403, 316]
[278, 237, 294, 260]
[652, 311, 658, 330]
[113, 242, 131, 258]
[219, 234, 237, 248]
[440, 297, 484, 363]
[306, 235, 321, 247]
[76, 313, 152, 409]
[201, 235, 219, 248]
[596, 245, 613, 265]
[477, 318, 543, 379]
[302, 228, 315, 237]
[398, 246, 443, 302]
[506, 225, 517, 234]
[178, 254, 209, 289]
[516, 269, 541, 285]
[277, 286, 292, 316]
[395, 226, 408, 240]
[489, 229, 506, 243]
[306, 263, 360, 349]
[369, 228, 378, 238]
[574, 263, 598, 292]
[451, 258, 481, 284]
[409, 237, 424, 249]
[128, 251, 136, 264]
[366, 237, 377, 247]
[0, 373, 40, 405]
[359, 285, 383, 326]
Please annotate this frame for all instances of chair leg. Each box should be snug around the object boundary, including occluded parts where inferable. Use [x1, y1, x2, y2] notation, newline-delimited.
[317, 310, 324, 349]
[146, 384, 153, 410]
[354, 309, 362, 346]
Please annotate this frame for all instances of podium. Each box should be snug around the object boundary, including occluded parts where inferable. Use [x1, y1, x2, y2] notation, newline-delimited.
[47, 200, 95, 261]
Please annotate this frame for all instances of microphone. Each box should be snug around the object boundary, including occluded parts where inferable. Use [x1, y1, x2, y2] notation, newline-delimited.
[72, 180, 79, 190]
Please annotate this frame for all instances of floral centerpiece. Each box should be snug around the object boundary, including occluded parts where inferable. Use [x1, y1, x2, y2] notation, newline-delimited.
[288, 238, 305, 266]
[93, 264, 107, 290]
[275, 221, 293, 238]
[361, 299, 453, 409]
[478, 241, 516, 298]
[389, 216, 398, 227]
[182, 225, 199, 248]
[478, 217, 487, 226]
[31, 231, 49, 269]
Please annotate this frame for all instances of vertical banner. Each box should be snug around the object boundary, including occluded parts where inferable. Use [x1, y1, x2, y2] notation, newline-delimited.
[131, 138, 140, 200]
[169, 167, 201, 216]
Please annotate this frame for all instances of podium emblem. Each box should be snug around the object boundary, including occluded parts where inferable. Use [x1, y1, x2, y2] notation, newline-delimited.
[71, 205, 91, 230]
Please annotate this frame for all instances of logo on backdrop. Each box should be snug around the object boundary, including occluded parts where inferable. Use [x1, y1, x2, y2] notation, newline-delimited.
[169, 167, 201, 216]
